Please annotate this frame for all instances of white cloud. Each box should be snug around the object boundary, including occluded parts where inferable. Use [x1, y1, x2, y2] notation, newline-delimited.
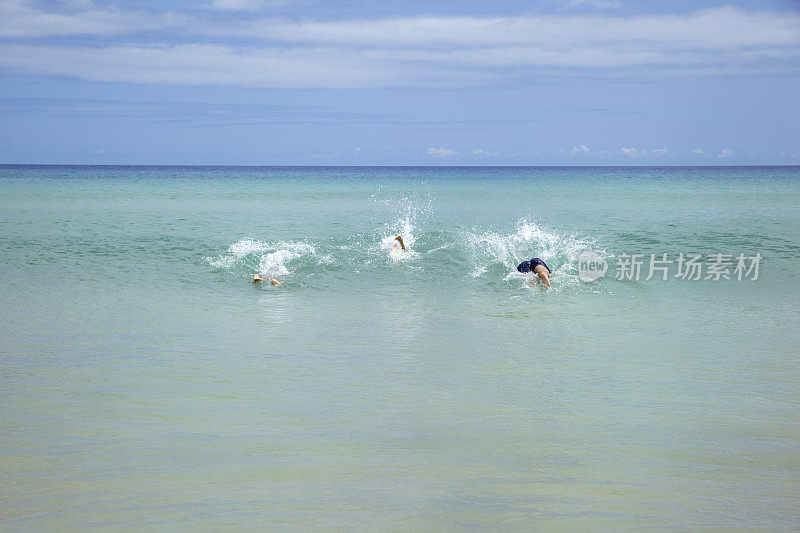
[0, 0, 170, 38]
[547, 0, 623, 9]
[427, 147, 456, 157]
[0, 6, 798, 88]
[471, 148, 498, 156]
[558, 147, 566, 154]
[571, 144, 589, 154]
[210, 0, 287, 11]
[620, 147, 644, 157]
[0, 44, 477, 88]
[691, 147, 703, 154]
[231, 8, 800, 52]
[620, 146, 667, 157]
[717, 148, 734, 158]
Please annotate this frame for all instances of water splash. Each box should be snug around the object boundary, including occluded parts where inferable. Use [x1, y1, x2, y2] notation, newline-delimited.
[378, 198, 422, 262]
[464, 219, 602, 290]
[207, 219, 608, 294]
[207, 239, 318, 279]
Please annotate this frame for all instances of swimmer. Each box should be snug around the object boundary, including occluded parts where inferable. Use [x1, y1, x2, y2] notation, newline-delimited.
[517, 257, 551, 287]
[253, 274, 280, 286]
[391, 234, 407, 254]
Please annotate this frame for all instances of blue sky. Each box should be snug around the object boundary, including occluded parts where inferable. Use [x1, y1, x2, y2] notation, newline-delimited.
[1, 0, 799, 165]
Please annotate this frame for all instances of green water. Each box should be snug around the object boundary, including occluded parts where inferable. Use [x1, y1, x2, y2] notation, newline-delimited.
[1, 166, 798, 530]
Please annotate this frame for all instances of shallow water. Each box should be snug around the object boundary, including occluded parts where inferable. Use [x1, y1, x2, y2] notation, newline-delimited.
[1, 166, 799, 530]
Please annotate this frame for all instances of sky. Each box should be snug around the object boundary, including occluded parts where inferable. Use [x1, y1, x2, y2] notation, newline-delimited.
[0, 0, 799, 165]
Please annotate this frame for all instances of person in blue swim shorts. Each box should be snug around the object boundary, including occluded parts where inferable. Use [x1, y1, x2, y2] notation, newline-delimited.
[517, 257, 551, 287]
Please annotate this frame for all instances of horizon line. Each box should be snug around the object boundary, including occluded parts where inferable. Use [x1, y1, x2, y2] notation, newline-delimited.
[2, 164, 800, 169]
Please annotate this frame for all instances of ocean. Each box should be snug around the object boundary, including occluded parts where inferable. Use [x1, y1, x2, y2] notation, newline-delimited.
[1, 165, 798, 530]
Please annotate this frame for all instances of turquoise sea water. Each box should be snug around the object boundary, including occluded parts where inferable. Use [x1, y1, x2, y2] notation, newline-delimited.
[1, 165, 799, 530]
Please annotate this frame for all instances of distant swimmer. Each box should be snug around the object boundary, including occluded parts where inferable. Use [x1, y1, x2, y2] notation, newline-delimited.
[391, 234, 407, 254]
[517, 257, 551, 287]
[253, 274, 280, 286]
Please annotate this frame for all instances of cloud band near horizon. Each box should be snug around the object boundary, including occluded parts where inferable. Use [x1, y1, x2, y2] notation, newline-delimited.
[0, 3, 798, 88]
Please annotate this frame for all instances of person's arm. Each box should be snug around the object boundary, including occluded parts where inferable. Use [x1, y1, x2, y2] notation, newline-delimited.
[539, 270, 551, 287]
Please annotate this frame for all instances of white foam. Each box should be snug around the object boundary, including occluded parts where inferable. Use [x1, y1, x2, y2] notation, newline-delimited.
[256, 248, 298, 277]
[380, 209, 420, 261]
[466, 219, 601, 289]
[207, 238, 319, 278]
[228, 239, 271, 258]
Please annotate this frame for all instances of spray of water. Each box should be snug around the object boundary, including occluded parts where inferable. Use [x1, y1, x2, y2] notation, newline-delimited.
[464, 218, 603, 291]
[207, 239, 318, 280]
[208, 215, 609, 294]
[376, 196, 425, 262]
